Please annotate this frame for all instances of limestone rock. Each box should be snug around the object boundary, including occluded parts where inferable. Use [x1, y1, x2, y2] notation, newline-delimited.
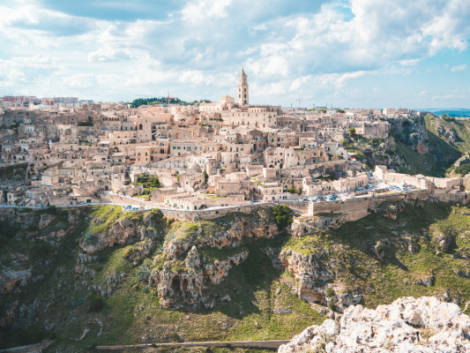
[149, 249, 248, 308]
[278, 296, 470, 353]
[433, 231, 456, 253]
[280, 249, 335, 306]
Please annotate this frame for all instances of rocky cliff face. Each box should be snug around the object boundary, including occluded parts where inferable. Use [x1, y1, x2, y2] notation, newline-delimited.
[278, 296, 470, 353]
[147, 209, 280, 309]
[1, 202, 470, 351]
[274, 202, 470, 315]
[1, 205, 322, 351]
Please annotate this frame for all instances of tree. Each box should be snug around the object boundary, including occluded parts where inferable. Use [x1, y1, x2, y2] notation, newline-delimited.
[272, 205, 294, 229]
[348, 128, 356, 137]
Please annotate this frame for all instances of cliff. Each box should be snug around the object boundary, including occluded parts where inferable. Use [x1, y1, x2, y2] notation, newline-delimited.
[0, 205, 322, 352]
[1, 202, 470, 352]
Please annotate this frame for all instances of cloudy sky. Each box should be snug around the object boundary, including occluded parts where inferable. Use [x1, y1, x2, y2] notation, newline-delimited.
[1, 0, 470, 108]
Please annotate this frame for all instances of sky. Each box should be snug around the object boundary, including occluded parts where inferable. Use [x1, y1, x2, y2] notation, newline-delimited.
[0, 0, 470, 108]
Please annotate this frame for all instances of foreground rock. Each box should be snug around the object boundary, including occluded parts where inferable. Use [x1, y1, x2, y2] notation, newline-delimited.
[279, 296, 470, 353]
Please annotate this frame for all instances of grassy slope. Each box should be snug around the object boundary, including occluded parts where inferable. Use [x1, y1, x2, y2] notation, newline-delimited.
[424, 114, 470, 153]
[394, 132, 460, 176]
[389, 114, 461, 176]
[283, 202, 470, 313]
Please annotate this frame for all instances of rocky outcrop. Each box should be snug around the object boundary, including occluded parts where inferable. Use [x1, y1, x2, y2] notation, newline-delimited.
[149, 246, 249, 308]
[147, 209, 280, 309]
[79, 214, 164, 255]
[280, 249, 335, 306]
[0, 269, 31, 295]
[437, 124, 457, 144]
[432, 230, 456, 254]
[279, 296, 470, 353]
[201, 219, 279, 249]
[204, 250, 249, 285]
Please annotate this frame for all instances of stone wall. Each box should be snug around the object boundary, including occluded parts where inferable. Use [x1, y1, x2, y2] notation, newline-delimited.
[307, 189, 469, 228]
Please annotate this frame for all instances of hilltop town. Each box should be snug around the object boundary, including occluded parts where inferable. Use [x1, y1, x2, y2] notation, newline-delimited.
[1, 69, 470, 226]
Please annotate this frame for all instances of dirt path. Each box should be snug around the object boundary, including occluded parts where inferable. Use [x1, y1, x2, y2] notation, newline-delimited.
[0, 340, 55, 353]
[95, 340, 289, 351]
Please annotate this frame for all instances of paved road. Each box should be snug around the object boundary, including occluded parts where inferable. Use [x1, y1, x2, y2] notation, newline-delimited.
[0, 201, 276, 212]
[0, 183, 411, 214]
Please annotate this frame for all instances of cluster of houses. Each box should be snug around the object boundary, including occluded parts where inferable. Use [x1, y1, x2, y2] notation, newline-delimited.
[1, 69, 435, 211]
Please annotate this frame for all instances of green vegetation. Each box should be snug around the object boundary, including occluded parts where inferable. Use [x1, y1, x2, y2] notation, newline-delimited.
[130, 97, 212, 108]
[77, 121, 93, 127]
[199, 245, 248, 261]
[130, 97, 188, 107]
[133, 174, 161, 195]
[87, 291, 105, 312]
[3, 202, 470, 352]
[283, 202, 470, 312]
[86, 205, 124, 234]
[165, 221, 199, 243]
[0, 205, 324, 352]
[272, 205, 294, 230]
[388, 113, 470, 176]
[424, 113, 470, 152]
[454, 163, 470, 176]
[0, 163, 28, 181]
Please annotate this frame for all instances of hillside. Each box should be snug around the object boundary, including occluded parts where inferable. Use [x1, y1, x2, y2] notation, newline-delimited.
[1, 202, 470, 352]
[344, 113, 470, 177]
[0, 206, 323, 352]
[391, 113, 470, 176]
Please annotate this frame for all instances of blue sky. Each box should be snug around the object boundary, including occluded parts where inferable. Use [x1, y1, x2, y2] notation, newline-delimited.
[0, 0, 469, 108]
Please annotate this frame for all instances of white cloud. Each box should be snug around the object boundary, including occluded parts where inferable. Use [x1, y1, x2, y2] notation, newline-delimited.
[399, 59, 421, 66]
[181, 0, 232, 23]
[246, 55, 289, 79]
[0, 0, 470, 106]
[450, 64, 466, 72]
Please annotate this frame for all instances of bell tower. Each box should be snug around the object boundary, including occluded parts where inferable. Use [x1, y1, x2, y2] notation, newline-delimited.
[238, 68, 249, 106]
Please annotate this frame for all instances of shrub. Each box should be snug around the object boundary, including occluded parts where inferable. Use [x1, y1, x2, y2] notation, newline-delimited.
[88, 292, 105, 312]
[326, 287, 336, 298]
[328, 299, 337, 312]
[272, 205, 293, 230]
[83, 233, 98, 245]
[30, 240, 53, 261]
[455, 163, 470, 176]
[44, 205, 59, 215]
